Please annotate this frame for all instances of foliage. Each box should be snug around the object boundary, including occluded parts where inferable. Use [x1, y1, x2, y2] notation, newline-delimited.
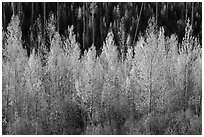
[2, 15, 202, 135]
[4, 15, 26, 62]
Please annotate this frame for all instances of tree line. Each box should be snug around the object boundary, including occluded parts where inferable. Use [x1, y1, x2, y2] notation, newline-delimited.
[2, 2, 202, 56]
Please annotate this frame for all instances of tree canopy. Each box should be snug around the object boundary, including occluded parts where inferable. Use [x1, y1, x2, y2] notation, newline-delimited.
[2, 2, 202, 56]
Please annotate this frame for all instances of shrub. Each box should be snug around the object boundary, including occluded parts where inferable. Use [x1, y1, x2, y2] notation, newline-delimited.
[62, 99, 89, 135]
[9, 117, 31, 135]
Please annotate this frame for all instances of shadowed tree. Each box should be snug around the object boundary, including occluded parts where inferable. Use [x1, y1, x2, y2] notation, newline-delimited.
[62, 100, 89, 135]
[10, 117, 31, 135]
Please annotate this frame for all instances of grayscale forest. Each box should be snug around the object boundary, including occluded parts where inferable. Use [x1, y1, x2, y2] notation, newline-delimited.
[2, 2, 202, 135]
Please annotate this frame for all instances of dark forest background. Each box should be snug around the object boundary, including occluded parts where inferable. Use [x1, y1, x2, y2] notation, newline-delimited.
[2, 2, 202, 56]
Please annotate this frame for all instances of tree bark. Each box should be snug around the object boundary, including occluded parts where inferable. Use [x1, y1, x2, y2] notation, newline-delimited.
[71, 3, 74, 25]
[86, 2, 88, 48]
[30, 2, 34, 54]
[156, 2, 158, 27]
[43, 2, 46, 45]
[191, 2, 194, 26]
[57, 2, 60, 33]
[18, 2, 20, 16]
[100, 3, 103, 45]
[83, 3, 86, 50]
[12, 2, 15, 15]
[31, 3, 34, 26]
[185, 2, 188, 23]
[3, 3, 6, 29]
[133, 2, 143, 45]
[92, 3, 95, 45]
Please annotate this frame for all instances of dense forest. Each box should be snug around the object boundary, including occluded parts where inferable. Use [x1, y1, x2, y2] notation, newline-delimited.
[2, 2, 202, 135]
[2, 2, 202, 56]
